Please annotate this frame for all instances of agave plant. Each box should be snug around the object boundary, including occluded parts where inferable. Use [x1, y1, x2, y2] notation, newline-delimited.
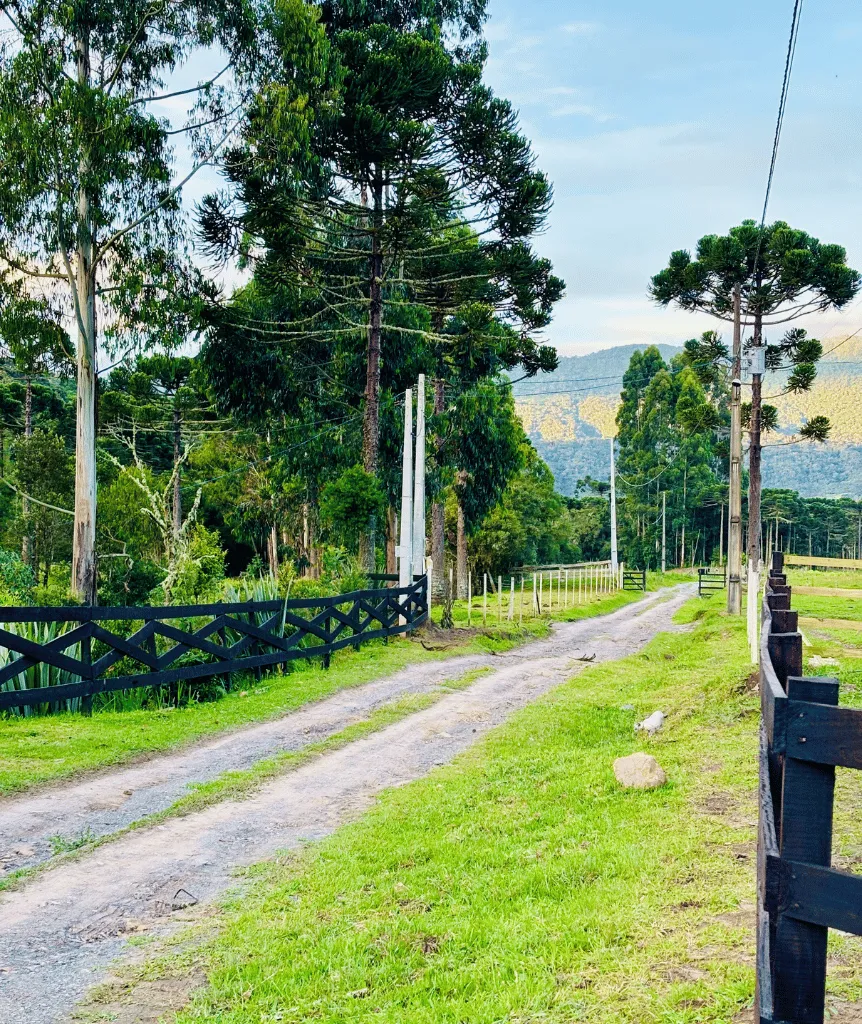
[0, 620, 82, 717]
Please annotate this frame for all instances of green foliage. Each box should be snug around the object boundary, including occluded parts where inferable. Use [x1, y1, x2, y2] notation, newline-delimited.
[10, 429, 73, 584]
[169, 525, 227, 605]
[615, 348, 724, 569]
[469, 445, 582, 574]
[0, 549, 35, 605]
[319, 467, 386, 548]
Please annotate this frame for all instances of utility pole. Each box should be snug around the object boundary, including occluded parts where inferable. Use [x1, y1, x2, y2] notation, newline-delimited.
[412, 375, 428, 593]
[727, 283, 743, 615]
[397, 388, 413, 591]
[661, 491, 666, 574]
[609, 436, 618, 572]
[746, 293, 765, 662]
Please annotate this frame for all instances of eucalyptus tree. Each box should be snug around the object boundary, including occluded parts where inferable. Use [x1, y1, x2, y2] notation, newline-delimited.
[650, 220, 860, 570]
[0, 0, 319, 602]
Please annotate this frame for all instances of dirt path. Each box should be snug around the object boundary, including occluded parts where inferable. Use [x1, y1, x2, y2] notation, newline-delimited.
[0, 585, 694, 1024]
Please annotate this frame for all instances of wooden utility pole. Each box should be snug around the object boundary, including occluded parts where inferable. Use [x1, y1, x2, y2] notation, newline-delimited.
[661, 491, 666, 573]
[727, 284, 743, 615]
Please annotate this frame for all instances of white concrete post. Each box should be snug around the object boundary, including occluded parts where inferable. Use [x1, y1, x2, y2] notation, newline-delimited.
[398, 389, 413, 592]
[412, 374, 426, 587]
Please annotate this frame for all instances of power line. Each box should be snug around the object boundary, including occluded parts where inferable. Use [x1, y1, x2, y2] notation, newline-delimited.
[760, 0, 804, 232]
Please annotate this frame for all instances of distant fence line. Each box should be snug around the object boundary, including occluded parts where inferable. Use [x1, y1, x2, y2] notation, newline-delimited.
[0, 577, 428, 715]
[462, 562, 628, 626]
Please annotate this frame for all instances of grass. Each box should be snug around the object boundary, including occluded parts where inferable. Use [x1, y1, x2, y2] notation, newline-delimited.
[140, 593, 862, 1024]
[795, 593, 862, 622]
[0, 585, 658, 798]
[787, 568, 862, 590]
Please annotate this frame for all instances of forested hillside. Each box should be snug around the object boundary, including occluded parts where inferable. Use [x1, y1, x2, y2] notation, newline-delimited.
[514, 339, 862, 497]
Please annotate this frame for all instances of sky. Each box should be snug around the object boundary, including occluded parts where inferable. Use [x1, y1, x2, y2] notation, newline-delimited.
[479, 0, 862, 355]
[46, 0, 862, 361]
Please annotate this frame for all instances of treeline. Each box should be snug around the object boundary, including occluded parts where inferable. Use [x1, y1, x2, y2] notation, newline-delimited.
[614, 342, 862, 568]
[0, 0, 596, 606]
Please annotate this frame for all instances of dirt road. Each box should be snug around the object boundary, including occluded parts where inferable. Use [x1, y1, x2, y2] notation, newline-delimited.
[0, 585, 693, 1024]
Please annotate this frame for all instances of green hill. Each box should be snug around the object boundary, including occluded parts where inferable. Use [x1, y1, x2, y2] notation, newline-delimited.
[513, 341, 862, 498]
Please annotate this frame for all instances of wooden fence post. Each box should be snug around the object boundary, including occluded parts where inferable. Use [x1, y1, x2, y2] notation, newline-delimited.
[80, 627, 93, 717]
[772, 675, 840, 1023]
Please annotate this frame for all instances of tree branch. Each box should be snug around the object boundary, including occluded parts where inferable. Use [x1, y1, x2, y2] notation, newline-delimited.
[129, 63, 232, 106]
[94, 102, 246, 263]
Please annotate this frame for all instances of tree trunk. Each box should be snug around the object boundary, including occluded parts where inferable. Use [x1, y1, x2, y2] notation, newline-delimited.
[456, 482, 468, 600]
[172, 405, 181, 540]
[358, 178, 384, 572]
[21, 376, 33, 565]
[747, 310, 764, 571]
[71, 28, 98, 606]
[385, 505, 397, 574]
[430, 377, 445, 597]
[267, 524, 278, 578]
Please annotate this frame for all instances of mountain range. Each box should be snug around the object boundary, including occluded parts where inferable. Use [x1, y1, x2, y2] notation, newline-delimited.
[512, 340, 862, 498]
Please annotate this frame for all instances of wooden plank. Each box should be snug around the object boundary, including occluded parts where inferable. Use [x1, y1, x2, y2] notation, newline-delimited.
[0, 623, 93, 686]
[152, 621, 232, 662]
[0, 627, 85, 676]
[91, 620, 158, 678]
[89, 623, 161, 671]
[785, 700, 862, 769]
[784, 553, 862, 569]
[0, 584, 428, 711]
[766, 632, 802, 688]
[772, 677, 838, 1024]
[770, 609, 798, 634]
[773, 857, 862, 936]
[795, 586, 862, 598]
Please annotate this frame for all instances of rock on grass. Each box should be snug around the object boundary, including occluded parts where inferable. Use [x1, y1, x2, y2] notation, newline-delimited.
[613, 752, 667, 790]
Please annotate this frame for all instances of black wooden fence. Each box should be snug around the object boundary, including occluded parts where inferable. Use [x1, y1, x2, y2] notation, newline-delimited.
[697, 567, 727, 597]
[0, 576, 428, 713]
[757, 551, 862, 1023]
[622, 569, 646, 591]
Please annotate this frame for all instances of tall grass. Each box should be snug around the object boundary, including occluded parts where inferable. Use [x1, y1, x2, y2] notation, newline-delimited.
[0, 621, 83, 716]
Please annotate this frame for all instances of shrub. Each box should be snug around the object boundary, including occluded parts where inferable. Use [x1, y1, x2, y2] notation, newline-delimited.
[0, 549, 35, 605]
[169, 525, 226, 605]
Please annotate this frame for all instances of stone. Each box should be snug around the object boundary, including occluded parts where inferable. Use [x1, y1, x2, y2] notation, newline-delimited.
[808, 655, 840, 668]
[613, 752, 667, 790]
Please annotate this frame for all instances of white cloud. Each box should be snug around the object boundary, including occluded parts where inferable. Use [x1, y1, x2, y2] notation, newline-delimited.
[549, 103, 614, 122]
[562, 21, 600, 35]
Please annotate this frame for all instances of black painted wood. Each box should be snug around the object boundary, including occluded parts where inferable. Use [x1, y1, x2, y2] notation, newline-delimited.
[0, 578, 428, 711]
[757, 553, 862, 1023]
[773, 858, 862, 936]
[773, 679, 838, 1023]
[767, 632, 803, 689]
[784, 701, 862, 770]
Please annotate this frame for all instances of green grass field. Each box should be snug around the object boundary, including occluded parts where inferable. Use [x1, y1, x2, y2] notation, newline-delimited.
[122, 594, 856, 1024]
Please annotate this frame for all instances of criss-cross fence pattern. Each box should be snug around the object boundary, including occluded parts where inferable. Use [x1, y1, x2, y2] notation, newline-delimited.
[697, 567, 727, 597]
[0, 577, 428, 714]
[757, 552, 862, 1023]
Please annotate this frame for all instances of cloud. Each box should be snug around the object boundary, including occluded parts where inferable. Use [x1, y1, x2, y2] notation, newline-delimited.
[562, 21, 600, 35]
[549, 103, 614, 122]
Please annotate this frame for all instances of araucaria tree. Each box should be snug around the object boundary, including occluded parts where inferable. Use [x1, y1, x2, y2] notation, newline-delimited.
[650, 220, 860, 570]
[202, 0, 560, 570]
[0, 0, 261, 602]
